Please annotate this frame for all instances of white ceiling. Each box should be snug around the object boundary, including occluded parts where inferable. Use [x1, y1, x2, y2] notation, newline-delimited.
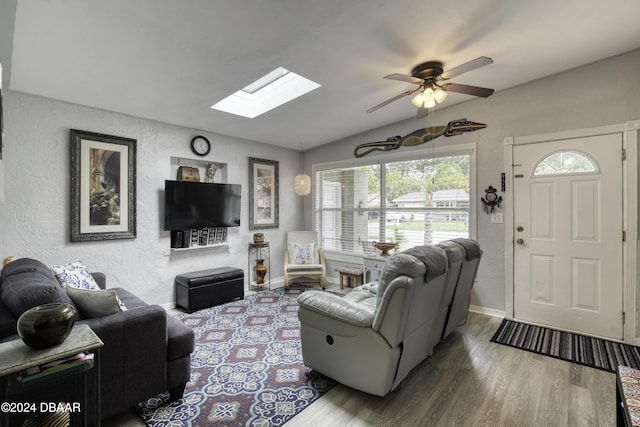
[2, 0, 640, 150]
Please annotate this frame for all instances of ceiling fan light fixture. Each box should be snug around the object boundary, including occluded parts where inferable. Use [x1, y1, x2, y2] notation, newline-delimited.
[367, 56, 494, 114]
[423, 86, 434, 102]
[412, 86, 437, 108]
[434, 87, 447, 104]
[411, 92, 425, 108]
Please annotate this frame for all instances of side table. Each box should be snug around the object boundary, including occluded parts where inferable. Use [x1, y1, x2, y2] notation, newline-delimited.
[364, 254, 387, 283]
[0, 324, 103, 426]
[617, 365, 640, 426]
[248, 242, 271, 291]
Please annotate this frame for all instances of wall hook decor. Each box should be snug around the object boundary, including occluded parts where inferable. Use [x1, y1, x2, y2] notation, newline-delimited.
[481, 185, 502, 214]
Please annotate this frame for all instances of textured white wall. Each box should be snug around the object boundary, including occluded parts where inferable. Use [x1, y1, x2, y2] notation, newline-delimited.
[0, 92, 303, 305]
[305, 49, 640, 312]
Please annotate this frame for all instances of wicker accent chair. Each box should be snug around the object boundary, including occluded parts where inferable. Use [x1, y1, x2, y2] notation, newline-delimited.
[284, 231, 326, 289]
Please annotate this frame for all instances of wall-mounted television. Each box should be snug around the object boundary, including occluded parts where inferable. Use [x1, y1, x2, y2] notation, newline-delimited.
[164, 180, 241, 230]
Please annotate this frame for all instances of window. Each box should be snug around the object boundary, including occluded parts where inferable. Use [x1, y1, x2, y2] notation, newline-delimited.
[533, 150, 598, 176]
[314, 147, 474, 253]
[210, 67, 321, 118]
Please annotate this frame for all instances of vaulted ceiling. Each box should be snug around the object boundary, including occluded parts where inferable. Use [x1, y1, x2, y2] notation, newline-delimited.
[1, 0, 640, 149]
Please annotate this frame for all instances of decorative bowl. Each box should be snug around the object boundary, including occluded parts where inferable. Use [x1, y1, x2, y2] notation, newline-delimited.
[372, 241, 398, 257]
[17, 303, 76, 349]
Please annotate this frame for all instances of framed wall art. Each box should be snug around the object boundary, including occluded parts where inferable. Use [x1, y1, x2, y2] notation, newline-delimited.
[70, 129, 137, 241]
[249, 157, 279, 229]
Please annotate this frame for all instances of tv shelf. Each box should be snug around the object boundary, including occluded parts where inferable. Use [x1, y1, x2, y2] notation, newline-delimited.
[170, 156, 227, 183]
[169, 243, 229, 253]
[170, 227, 228, 251]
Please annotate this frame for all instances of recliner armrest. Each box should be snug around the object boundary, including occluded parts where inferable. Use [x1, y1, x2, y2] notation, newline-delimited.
[298, 291, 374, 327]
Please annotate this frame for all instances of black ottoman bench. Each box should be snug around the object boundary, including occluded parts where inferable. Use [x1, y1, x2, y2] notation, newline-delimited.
[175, 266, 244, 312]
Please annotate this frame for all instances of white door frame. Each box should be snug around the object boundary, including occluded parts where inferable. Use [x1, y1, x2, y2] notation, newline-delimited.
[504, 120, 639, 343]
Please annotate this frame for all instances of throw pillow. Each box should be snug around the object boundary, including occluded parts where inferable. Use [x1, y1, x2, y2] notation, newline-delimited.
[51, 260, 100, 290]
[289, 243, 316, 264]
[66, 286, 127, 318]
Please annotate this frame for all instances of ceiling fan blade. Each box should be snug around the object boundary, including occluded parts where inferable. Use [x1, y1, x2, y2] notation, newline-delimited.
[443, 83, 494, 98]
[366, 87, 421, 113]
[440, 56, 493, 80]
[384, 73, 423, 84]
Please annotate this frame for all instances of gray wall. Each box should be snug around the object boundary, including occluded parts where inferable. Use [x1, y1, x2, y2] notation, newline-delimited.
[304, 49, 640, 313]
[0, 92, 303, 306]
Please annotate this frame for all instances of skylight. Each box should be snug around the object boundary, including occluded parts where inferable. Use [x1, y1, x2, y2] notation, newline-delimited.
[211, 67, 320, 118]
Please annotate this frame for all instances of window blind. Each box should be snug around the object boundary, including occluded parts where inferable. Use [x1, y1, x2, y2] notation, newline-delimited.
[314, 149, 473, 254]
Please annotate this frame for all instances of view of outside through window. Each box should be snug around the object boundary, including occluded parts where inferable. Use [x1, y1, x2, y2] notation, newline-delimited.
[315, 154, 470, 254]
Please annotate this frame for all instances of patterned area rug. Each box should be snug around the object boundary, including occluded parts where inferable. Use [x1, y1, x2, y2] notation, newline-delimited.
[491, 319, 640, 372]
[137, 285, 335, 426]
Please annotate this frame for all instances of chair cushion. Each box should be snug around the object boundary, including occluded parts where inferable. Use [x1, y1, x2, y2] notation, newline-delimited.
[285, 263, 323, 272]
[288, 243, 318, 264]
[344, 289, 377, 311]
[298, 291, 374, 327]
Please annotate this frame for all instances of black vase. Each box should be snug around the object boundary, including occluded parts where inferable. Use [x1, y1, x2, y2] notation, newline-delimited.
[17, 303, 76, 350]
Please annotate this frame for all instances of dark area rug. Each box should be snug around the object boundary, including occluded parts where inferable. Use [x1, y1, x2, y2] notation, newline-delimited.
[491, 318, 640, 372]
[137, 285, 335, 426]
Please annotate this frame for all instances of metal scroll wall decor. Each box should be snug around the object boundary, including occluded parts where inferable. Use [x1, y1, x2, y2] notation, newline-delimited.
[353, 118, 486, 158]
[481, 185, 502, 213]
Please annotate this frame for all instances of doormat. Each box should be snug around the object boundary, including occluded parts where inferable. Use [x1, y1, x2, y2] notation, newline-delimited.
[490, 319, 640, 372]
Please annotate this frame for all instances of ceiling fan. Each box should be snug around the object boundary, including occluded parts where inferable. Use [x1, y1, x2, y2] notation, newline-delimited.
[366, 56, 495, 117]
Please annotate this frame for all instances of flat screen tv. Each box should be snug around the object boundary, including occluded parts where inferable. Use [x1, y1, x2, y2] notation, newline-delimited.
[164, 180, 241, 230]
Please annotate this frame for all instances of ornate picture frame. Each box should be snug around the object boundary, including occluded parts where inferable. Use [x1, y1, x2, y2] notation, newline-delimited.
[249, 157, 279, 229]
[70, 129, 137, 241]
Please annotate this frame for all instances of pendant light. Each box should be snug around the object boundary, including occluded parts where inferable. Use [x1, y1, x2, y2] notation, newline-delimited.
[295, 145, 311, 195]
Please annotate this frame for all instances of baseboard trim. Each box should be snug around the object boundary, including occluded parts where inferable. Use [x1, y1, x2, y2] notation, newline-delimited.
[162, 290, 506, 322]
[469, 305, 505, 318]
[160, 302, 176, 311]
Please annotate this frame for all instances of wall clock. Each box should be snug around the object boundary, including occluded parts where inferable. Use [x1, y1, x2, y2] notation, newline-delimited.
[190, 135, 211, 156]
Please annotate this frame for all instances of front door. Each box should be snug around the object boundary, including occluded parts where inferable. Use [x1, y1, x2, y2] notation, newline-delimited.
[513, 133, 624, 340]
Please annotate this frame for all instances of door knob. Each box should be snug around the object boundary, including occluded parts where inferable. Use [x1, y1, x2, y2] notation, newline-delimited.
[516, 238, 525, 245]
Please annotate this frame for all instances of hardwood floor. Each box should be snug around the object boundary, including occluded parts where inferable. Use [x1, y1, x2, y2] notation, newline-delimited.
[288, 312, 615, 427]
[104, 284, 616, 426]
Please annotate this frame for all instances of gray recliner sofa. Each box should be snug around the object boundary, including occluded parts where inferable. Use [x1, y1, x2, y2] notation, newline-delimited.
[442, 239, 483, 340]
[297, 239, 482, 396]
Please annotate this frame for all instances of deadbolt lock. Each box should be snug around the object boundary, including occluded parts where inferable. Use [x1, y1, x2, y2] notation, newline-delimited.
[516, 226, 524, 232]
